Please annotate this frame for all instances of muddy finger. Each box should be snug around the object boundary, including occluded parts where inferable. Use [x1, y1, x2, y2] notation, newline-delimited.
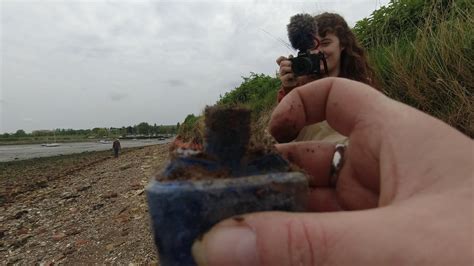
[275, 141, 335, 187]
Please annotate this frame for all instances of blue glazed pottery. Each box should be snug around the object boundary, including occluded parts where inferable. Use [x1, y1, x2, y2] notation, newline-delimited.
[146, 171, 308, 265]
[145, 106, 309, 265]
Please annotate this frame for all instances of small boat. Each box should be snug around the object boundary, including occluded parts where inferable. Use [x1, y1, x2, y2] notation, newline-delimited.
[41, 130, 61, 147]
[41, 143, 61, 147]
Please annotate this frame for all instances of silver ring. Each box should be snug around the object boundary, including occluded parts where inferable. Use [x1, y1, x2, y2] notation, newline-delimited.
[330, 144, 346, 187]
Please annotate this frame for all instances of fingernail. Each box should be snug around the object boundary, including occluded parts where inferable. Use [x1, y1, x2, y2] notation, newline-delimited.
[192, 226, 258, 266]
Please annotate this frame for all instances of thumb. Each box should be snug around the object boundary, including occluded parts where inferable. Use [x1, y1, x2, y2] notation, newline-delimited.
[192, 210, 399, 266]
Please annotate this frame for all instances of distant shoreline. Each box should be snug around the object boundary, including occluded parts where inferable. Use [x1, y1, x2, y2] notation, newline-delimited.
[0, 135, 175, 146]
[0, 138, 96, 146]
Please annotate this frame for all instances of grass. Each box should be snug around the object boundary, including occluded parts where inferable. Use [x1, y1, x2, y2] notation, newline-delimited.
[368, 2, 473, 136]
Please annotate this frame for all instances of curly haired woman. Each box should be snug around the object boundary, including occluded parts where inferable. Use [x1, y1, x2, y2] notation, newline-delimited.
[276, 12, 377, 143]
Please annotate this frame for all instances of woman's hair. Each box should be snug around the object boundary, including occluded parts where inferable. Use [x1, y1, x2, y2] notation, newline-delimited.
[314, 12, 377, 88]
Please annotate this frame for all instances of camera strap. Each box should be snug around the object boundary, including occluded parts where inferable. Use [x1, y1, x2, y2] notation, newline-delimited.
[320, 52, 329, 76]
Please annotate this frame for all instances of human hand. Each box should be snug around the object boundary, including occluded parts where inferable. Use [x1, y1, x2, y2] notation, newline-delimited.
[277, 55, 318, 94]
[276, 55, 298, 91]
[192, 78, 473, 265]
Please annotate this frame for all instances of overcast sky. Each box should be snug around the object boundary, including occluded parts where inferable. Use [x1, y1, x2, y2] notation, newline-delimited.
[0, 0, 389, 133]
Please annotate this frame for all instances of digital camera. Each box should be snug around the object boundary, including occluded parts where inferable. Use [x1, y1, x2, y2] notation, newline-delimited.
[286, 13, 328, 77]
[290, 51, 327, 77]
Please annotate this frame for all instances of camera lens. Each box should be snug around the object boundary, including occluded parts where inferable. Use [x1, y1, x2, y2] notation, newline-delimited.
[291, 57, 313, 76]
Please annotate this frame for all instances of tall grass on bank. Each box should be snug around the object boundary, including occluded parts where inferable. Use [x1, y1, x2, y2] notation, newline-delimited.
[367, 1, 473, 137]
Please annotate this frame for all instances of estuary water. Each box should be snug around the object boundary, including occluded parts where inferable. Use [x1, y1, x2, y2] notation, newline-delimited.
[0, 139, 172, 162]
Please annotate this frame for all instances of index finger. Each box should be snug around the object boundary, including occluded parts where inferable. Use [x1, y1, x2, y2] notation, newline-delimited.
[269, 77, 388, 143]
[276, 56, 289, 66]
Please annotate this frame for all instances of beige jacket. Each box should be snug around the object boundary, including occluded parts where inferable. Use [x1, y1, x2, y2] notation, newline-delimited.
[277, 84, 348, 144]
[295, 121, 348, 144]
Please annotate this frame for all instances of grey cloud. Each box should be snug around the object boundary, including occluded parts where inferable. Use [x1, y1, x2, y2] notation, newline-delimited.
[109, 92, 128, 101]
[60, 44, 116, 59]
[166, 79, 186, 87]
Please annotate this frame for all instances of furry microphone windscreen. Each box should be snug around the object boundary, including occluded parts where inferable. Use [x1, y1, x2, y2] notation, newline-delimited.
[287, 13, 318, 52]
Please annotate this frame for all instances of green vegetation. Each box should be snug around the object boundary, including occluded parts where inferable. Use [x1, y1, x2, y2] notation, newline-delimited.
[354, 0, 472, 48]
[217, 73, 282, 140]
[354, 0, 473, 136]
[217, 73, 281, 116]
[177, 114, 204, 142]
[177, 73, 281, 141]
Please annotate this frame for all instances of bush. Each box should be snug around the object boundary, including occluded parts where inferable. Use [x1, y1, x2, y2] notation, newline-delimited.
[176, 73, 281, 142]
[217, 72, 281, 118]
[177, 114, 204, 142]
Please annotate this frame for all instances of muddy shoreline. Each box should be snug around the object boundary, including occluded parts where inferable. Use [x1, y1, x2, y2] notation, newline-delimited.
[0, 144, 171, 264]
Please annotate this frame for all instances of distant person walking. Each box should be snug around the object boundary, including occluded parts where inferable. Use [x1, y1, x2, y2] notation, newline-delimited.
[112, 139, 121, 158]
